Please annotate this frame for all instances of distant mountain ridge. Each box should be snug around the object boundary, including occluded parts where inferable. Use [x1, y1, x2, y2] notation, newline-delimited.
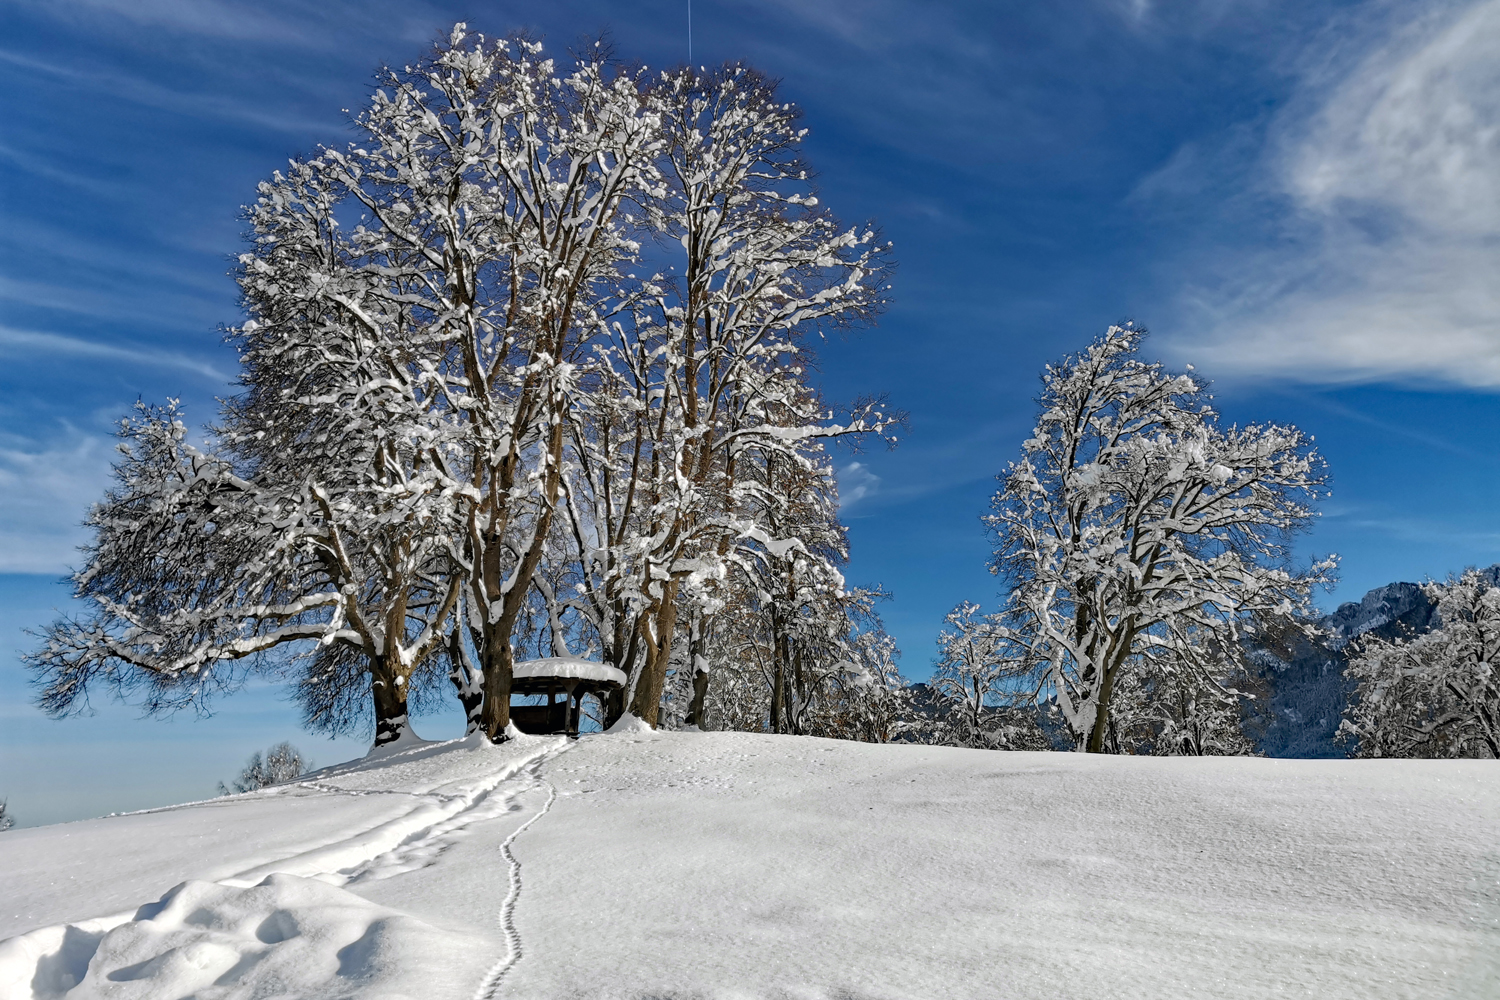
[1257, 564, 1500, 758]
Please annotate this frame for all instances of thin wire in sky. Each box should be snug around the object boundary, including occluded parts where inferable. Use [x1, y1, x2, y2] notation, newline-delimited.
[688, 0, 693, 63]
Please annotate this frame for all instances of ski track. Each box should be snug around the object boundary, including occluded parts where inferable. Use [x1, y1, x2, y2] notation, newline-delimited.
[298, 780, 462, 801]
[473, 752, 561, 1000]
[0, 738, 570, 1000]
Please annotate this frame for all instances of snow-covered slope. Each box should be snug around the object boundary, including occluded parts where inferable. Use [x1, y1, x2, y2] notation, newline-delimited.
[2, 731, 1496, 999]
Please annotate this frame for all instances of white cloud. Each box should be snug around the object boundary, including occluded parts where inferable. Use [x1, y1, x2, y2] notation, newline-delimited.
[1288, 2, 1500, 235]
[1177, 236, 1500, 386]
[1167, 0, 1500, 388]
[0, 47, 337, 137]
[0, 325, 232, 383]
[836, 461, 881, 508]
[0, 431, 115, 574]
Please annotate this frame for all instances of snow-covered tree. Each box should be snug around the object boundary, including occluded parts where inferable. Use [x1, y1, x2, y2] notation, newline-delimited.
[1107, 641, 1263, 756]
[29, 361, 458, 747]
[798, 599, 906, 743]
[28, 31, 896, 748]
[247, 28, 661, 742]
[925, 602, 1050, 750]
[986, 325, 1335, 752]
[219, 741, 311, 794]
[0, 799, 13, 832]
[556, 65, 893, 728]
[28, 30, 645, 745]
[28, 402, 454, 746]
[701, 578, 904, 742]
[231, 187, 463, 748]
[1340, 569, 1500, 758]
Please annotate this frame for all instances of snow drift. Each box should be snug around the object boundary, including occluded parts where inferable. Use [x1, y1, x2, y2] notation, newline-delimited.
[7, 875, 482, 1000]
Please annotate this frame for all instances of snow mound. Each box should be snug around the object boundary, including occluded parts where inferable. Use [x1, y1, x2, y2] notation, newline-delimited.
[603, 711, 654, 735]
[0, 874, 481, 1000]
[360, 726, 432, 759]
[512, 656, 626, 686]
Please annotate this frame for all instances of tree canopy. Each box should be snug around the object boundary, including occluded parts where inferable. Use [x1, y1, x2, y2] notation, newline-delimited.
[27, 27, 899, 747]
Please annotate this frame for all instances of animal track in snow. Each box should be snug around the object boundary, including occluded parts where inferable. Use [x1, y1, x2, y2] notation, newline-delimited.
[472, 750, 564, 1000]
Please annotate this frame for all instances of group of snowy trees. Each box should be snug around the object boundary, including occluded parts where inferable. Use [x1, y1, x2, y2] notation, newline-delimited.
[219, 742, 311, 794]
[31, 30, 1484, 763]
[27, 27, 901, 747]
[920, 314, 1494, 759]
[936, 326, 1335, 754]
[1340, 569, 1500, 758]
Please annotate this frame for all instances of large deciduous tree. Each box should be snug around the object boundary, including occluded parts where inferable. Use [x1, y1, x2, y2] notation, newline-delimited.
[557, 65, 893, 728]
[28, 29, 897, 747]
[270, 29, 661, 742]
[986, 325, 1335, 752]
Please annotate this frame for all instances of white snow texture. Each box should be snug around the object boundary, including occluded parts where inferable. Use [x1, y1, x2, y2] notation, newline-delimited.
[2, 730, 1497, 999]
[10, 875, 480, 1000]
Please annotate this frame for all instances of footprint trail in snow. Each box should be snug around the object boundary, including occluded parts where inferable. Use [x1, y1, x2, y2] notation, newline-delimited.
[0, 734, 571, 1000]
[473, 755, 561, 1000]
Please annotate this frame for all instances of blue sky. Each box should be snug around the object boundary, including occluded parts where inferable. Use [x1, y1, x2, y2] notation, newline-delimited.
[3, 0, 1498, 825]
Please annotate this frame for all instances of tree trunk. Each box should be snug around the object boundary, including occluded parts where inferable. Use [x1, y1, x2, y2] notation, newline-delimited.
[684, 619, 710, 728]
[602, 684, 627, 730]
[769, 639, 787, 735]
[630, 583, 679, 727]
[604, 613, 642, 729]
[1086, 659, 1118, 754]
[478, 623, 514, 742]
[448, 626, 485, 735]
[473, 394, 566, 743]
[631, 640, 669, 726]
[1085, 626, 1134, 754]
[791, 645, 806, 735]
[686, 663, 710, 729]
[370, 653, 410, 748]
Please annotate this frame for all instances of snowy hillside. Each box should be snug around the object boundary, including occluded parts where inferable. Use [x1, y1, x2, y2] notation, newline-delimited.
[3, 730, 1497, 999]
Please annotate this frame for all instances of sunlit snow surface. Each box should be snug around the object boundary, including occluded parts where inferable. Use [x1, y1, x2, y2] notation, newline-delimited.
[2, 731, 1497, 999]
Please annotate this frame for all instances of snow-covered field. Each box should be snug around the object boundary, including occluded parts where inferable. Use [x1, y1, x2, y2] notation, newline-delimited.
[2, 729, 1496, 1000]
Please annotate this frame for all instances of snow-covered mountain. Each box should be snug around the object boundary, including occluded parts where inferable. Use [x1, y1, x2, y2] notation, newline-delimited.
[1258, 565, 1500, 757]
[3, 730, 1496, 999]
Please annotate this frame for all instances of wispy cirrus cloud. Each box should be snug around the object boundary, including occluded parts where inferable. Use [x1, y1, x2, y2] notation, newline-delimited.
[0, 326, 232, 383]
[12, 0, 316, 43]
[0, 142, 127, 197]
[0, 430, 115, 574]
[0, 47, 340, 137]
[0, 271, 229, 332]
[836, 461, 882, 508]
[1163, 0, 1500, 388]
[1325, 505, 1500, 557]
[1266, 387, 1479, 458]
